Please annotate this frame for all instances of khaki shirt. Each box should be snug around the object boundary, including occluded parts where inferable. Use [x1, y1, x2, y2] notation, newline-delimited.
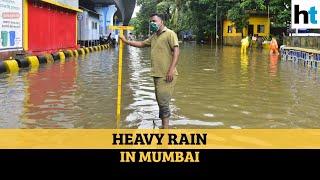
[143, 27, 179, 77]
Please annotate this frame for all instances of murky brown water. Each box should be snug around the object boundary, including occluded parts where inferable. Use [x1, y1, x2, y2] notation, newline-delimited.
[1, 43, 320, 129]
[0, 50, 118, 128]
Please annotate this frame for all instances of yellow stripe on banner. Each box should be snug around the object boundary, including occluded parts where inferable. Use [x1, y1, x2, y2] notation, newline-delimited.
[0, 129, 319, 149]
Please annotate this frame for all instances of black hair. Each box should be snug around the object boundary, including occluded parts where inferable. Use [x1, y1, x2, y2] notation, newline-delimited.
[150, 13, 164, 20]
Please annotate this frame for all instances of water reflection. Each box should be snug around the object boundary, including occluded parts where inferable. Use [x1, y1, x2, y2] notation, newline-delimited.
[0, 74, 24, 128]
[22, 59, 78, 128]
[0, 50, 119, 128]
[269, 54, 279, 77]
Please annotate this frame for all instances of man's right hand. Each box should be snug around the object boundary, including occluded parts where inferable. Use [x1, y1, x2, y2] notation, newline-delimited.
[118, 35, 145, 48]
[119, 35, 127, 43]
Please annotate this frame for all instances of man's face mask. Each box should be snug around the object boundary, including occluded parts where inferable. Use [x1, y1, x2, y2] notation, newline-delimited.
[150, 22, 160, 33]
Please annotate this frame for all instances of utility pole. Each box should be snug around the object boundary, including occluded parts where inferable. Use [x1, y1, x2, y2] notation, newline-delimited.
[267, 1, 271, 39]
[109, 25, 134, 128]
[221, 11, 223, 47]
[266, 0, 270, 21]
[211, 31, 213, 47]
[216, 1, 218, 47]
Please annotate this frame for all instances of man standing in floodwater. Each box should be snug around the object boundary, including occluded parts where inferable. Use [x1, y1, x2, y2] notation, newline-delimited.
[119, 13, 180, 129]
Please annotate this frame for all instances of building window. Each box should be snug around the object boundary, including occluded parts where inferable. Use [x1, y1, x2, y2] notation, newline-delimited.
[228, 26, 232, 33]
[92, 22, 98, 29]
[236, 28, 242, 33]
[258, 25, 265, 33]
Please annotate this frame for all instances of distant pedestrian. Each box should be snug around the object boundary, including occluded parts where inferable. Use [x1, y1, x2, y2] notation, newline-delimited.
[257, 36, 263, 49]
[251, 35, 257, 48]
[241, 36, 249, 53]
[269, 38, 279, 55]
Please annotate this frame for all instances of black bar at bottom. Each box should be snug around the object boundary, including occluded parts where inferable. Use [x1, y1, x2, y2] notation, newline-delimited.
[0, 149, 318, 177]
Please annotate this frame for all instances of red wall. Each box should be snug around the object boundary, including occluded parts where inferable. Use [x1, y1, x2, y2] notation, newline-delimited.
[28, 2, 77, 53]
[26, 60, 77, 126]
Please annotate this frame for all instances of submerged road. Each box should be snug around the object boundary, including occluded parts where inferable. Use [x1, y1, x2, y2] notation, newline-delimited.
[1, 43, 320, 129]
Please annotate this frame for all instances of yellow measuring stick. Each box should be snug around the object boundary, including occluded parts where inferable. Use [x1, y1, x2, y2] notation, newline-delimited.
[109, 26, 134, 128]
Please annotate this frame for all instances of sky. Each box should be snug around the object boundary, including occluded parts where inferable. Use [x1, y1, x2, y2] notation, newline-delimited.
[132, 4, 140, 18]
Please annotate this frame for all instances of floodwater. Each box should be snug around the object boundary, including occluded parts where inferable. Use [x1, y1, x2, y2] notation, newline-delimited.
[1, 43, 320, 129]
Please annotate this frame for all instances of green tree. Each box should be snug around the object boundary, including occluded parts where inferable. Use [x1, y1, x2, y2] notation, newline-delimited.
[131, 0, 186, 37]
[180, 0, 219, 41]
[269, 0, 291, 27]
[130, 0, 291, 42]
[130, 0, 157, 37]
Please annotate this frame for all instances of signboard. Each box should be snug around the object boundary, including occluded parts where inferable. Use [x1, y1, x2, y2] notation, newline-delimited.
[292, 0, 320, 29]
[0, 0, 23, 51]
